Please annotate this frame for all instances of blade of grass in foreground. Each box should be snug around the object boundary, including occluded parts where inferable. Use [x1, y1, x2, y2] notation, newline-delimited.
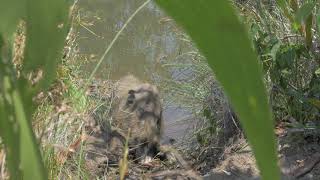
[155, 1, 280, 179]
[11, 88, 47, 179]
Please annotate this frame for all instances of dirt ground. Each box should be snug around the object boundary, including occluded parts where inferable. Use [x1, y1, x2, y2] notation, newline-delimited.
[202, 126, 320, 180]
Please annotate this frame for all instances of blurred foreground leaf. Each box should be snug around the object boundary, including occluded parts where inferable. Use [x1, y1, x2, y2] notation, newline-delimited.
[24, 0, 69, 90]
[0, 0, 25, 36]
[12, 87, 46, 179]
[0, 0, 70, 179]
[155, 0, 280, 179]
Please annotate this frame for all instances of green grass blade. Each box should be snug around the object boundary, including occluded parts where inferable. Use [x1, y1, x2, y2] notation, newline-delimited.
[0, 0, 25, 36]
[1, 0, 70, 179]
[23, 0, 69, 90]
[305, 13, 313, 49]
[0, 80, 21, 180]
[0, 33, 22, 180]
[1, 74, 45, 180]
[11, 88, 47, 179]
[316, 9, 320, 35]
[277, 0, 295, 25]
[155, 1, 280, 179]
[277, 0, 287, 9]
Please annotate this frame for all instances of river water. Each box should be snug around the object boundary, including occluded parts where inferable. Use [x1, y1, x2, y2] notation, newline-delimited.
[76, 0, 198, 144]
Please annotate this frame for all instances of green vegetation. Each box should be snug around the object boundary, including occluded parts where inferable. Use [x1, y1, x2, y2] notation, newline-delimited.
[0, 0, 69, 179]
[1, 0, 320, 179]
[243, 0, 320, 126]
[155, 1, 279, 180]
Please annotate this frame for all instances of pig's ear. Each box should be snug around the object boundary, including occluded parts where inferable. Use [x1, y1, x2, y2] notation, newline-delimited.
[128, 89, 135, 94]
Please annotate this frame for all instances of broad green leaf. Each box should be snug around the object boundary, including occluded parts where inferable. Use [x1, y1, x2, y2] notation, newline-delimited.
[0, 34, 22, 180]
[11, 88, 46, 180]
[23, 0, 69, 90]
[0, 0, 26, 36]
[1, 74, 45, 180]
[295, 1, 316, 24]
[0, 78, 21, 179]
[0, 105, 21, 180]
[155, 1, 280, 180]
[1, 0, 70, 179]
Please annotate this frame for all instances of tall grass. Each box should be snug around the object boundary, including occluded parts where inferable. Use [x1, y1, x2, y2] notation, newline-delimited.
[237, 1, 320, 126]
[0, 0, 69, 179]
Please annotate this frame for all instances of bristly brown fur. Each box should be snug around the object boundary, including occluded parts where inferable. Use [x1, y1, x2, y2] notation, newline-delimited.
[112, 75, 163, 162]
